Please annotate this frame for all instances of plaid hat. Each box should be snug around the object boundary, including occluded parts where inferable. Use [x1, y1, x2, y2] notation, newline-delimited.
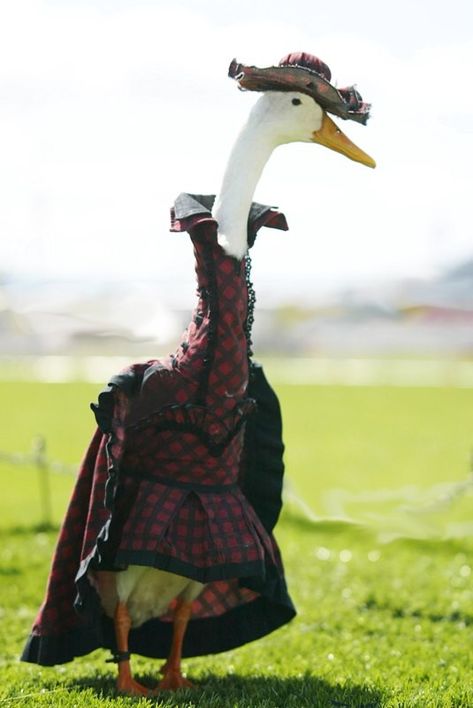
[228, 51, 371, 125]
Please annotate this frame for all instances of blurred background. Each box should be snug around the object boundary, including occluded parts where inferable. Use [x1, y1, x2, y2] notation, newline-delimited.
[1, 0, 472, 537]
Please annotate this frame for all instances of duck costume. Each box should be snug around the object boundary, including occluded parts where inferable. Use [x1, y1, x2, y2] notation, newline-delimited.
[22, 52, 373, 692]
[21, 195, 295, 665]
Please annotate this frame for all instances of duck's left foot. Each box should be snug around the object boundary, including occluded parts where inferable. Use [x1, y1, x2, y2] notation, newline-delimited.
[155, 669, 194, 691]
[116, 675, 152, 697]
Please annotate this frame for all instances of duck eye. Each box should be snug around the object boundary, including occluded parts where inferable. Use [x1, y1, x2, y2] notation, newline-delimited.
[291, 98, 302, 106]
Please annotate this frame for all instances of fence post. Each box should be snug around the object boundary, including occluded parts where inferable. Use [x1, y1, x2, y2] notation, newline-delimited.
[32, 435, 52, 527]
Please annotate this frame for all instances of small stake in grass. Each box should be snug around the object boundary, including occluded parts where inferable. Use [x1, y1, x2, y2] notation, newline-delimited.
[32, 435, 52, 528]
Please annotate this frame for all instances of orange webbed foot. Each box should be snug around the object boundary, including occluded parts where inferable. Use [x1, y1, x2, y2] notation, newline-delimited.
[116, 676, 153, 697]
[155, 669, 194, 691]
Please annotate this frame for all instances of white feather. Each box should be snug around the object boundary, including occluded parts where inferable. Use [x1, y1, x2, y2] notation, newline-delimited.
[93, 566, 203, 628]
[117, 566, 203, 628]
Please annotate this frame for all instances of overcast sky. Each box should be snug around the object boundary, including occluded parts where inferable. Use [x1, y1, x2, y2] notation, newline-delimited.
[1, 0, 472, 300]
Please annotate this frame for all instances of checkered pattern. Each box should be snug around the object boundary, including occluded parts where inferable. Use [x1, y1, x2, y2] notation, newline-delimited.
[206, 254, 249, 412]
[23, 194, 294, 665]
[121, 425, 248, 485]
[111, 225, 266, 571]
[229, 54, 372, 125]
[31, 428, 109, 635]
[116, 483, 275, 571]
[161, 580, 259, 622]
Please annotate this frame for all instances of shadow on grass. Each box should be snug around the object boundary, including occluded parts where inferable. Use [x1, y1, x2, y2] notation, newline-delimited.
[0, 565, 21, 576]
[63, 673, 383, 707]
[362, 594, 473, 627]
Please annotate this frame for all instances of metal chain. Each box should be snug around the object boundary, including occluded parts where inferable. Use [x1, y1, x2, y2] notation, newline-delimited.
[244, 253, 256, 359]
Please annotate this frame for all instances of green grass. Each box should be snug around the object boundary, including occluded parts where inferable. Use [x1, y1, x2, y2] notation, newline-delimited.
[1, 380, 473, 706]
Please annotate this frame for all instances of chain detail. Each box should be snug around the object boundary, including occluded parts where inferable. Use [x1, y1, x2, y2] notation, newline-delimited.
[195, 243, 219, 405]
[244, 253, 256, 360]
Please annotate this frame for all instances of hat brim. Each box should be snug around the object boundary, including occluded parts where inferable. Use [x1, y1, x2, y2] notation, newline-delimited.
[228, 60, 371, 125]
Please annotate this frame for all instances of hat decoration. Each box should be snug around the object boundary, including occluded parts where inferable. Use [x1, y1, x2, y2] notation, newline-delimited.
[228, 51, 371, 125]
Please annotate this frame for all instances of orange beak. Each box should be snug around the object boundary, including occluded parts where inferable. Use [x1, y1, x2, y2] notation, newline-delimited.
[312, 113, 376, 168]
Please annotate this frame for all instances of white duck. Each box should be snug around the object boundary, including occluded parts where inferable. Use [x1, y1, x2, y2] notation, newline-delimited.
[23, 52, 375, 697]
[94, 56, 374, 695]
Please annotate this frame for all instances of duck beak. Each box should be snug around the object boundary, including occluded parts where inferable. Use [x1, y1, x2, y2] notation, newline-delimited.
[312, 113, 376, 168]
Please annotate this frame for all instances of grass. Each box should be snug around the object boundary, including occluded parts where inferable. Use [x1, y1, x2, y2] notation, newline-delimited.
[0, 379, 473, 706]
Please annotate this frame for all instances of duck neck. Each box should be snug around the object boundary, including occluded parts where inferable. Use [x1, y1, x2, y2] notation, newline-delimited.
[213, 107, 275, 259]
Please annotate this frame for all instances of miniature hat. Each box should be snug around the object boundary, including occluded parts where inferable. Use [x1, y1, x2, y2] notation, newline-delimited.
[228, 51, 371, 125]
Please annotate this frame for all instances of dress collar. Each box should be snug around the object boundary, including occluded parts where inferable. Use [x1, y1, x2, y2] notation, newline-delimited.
[170, 193, 288, 246]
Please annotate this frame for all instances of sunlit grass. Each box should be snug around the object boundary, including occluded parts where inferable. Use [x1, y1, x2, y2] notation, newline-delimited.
[1, 380, 472, 706]
[1, 520, 473, 707]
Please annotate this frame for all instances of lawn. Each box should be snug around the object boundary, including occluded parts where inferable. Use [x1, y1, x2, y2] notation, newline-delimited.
[0, 378, 472, 706]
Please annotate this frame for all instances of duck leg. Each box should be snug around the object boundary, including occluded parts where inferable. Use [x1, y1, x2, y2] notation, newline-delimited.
[157, 598, 194, 690]
[113, 601, 150, 696]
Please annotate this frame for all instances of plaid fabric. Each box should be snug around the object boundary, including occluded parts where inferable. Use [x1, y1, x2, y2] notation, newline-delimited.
[29, 429, 109, 636]
[22, 194, 295, 666]
[229, 53, 372, 125]
[115, 482, 275, 573]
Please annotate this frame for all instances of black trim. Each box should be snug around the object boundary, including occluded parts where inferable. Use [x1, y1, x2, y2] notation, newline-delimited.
[91, 384, 256, 458]
[241, 362, 285, 534]
[106, 650, 130, 663]
[22, 624, 103, 667]
[90, 385, 116, 434]
[119, 468, 238, 493]
[244, 253, 256, 357]
[21, 595, 295, 666]
[104, 432, 119, 511]
[195, 238, 219, 405]
[113, 550, 265, 584]
[127, 409, 253, 456]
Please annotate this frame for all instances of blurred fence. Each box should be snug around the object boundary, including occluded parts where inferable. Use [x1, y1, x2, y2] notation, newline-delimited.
[1, 438, 473, 540]
[0, 436, 76, 526]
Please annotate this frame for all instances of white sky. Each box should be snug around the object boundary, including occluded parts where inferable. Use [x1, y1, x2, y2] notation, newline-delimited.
[1, 0, 472, 298]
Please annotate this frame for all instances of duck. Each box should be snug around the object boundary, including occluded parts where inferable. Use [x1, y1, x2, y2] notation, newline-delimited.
[22, 52, 375, 696]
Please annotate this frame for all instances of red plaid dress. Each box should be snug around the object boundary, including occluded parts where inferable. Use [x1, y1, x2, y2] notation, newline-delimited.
[22, 194, 295, 665]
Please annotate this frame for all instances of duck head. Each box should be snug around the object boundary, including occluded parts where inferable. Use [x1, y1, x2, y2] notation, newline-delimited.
[229, 52, 376, 169]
